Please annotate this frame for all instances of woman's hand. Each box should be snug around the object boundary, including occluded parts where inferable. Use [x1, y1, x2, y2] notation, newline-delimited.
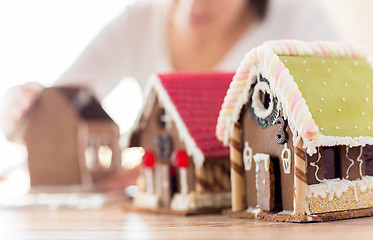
[0, 82, 43, 140]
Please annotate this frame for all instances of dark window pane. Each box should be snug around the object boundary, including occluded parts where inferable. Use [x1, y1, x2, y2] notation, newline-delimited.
[323, 147, 340, 179]
[364, 145, 373, 176]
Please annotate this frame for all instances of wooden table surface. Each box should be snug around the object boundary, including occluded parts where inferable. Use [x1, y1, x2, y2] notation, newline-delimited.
[1, 202, 373, 240]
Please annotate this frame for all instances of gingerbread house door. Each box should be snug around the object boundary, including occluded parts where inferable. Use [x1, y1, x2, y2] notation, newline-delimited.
[157, 163, 172, 207]
[153, 133, 174, 207]
[253, 153, 278, 211]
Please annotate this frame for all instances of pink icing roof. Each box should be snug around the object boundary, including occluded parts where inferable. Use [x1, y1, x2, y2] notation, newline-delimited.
[157, 72, 233, 159]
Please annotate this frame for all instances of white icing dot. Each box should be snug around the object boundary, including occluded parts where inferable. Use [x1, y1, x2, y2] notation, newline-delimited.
[334, 60, 338, 64]
[365, 98, 369, 102]
[319, 109, 322, 112]
[336, 126, 339, 130]
[284, 59, 287, 63]
[320, 97, 324, 101]
[327, 68, 331, 72]
[306, 68, 309, 72]
[345, 83, 348, 87]
[354, 126, 357, 129]
[338, 108, 341, 112]
[367, 84, 371, 88]
[320, 128, 324, 131]
[369, 126, 371, 130]
[302, 60, 307, 64]
[348, 69, 352, 74]
[342, 98, 345, 102]
[362, 112, 366, 116]
[321, 60, 326, 64]
[323, 82, 326, 85]
[354, 61, 358, 66]
[300, 79, 304, 82]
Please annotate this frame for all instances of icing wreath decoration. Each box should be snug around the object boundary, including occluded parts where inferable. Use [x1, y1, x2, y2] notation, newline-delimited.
[248, 74, 280, 128]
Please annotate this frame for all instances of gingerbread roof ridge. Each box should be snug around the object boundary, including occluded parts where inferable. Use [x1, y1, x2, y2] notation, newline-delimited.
[216, 39, 373, 155]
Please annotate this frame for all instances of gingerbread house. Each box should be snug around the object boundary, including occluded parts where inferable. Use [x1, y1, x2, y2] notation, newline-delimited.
[20, 86, 121, 189]
[130, 72, 232, 214]
[216, 40, 373, 222]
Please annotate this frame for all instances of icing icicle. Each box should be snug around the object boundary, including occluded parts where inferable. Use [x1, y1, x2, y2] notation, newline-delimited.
[357, 146, 364, 178]
[345, 147, 355, 180]
[281, 143, 291, 174]
[309, 147, 323, 183]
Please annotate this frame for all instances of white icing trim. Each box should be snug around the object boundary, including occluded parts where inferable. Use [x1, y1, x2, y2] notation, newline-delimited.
[304, 135, 373, 155]
[251, 81, 274, 119]
[309, 147, 322, 183]
[243, 141, 253, 171]
[246, 207, 262, 217]
[170, 191, 231, 211]
[281, 143, 291, 174]
[254, 153, 271, 172]
[129, 80, 157, 137]
[144, 168, 154, 194]
[133, 191, 160, 209]
[357, 146, 364, 178]
[345, 147, 355, 180]
[306, 176, 373, 202]
[179, 168, 188, 194]
[278, 210, 295, 215]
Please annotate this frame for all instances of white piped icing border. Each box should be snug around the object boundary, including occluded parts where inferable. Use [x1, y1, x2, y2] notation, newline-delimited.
[216, 40, 368, 154]
[306, 176, 373, 208]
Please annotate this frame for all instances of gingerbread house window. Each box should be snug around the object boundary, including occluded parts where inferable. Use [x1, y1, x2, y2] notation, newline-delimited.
[85, 136, 113, 170]
[364, 145, 373, 176]
[154, 135, 173, 159]
[159, 108, 171, 130]
[322, 147, 341, 179]
[85, 140, 97, 171]
[259, 89, 271, 109]
[97, 144, 113, 169]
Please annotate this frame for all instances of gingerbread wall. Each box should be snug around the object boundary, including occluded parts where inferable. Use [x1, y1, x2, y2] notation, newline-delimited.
[241, 105, 294, 212]
[24, 89, 83, 186]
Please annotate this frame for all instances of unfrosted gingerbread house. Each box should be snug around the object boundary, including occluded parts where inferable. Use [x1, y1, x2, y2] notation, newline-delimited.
[19, 86, 121, 190]
[216, 40, 373, 222]
[130, 72, 232, 214]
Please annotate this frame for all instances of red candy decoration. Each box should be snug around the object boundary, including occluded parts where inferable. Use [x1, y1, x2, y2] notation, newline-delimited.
[142, 150, 155, 168]
[172, 150, 189, 168]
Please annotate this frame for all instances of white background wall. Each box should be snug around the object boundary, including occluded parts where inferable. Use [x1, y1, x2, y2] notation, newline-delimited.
[322, 0, 373, 52]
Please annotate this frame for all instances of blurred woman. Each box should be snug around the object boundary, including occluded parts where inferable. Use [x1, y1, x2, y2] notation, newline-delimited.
[0, 0, 338, 190]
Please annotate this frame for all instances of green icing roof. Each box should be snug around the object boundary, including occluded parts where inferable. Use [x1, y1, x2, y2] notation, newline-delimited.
[279, 56, 373, 138]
